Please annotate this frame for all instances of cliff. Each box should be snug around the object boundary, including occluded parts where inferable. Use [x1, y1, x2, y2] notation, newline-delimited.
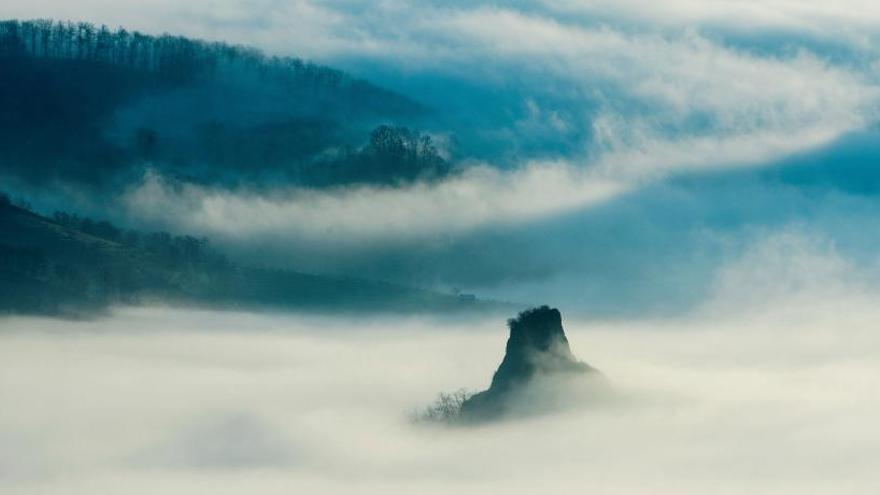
[460, 306, 600, 421]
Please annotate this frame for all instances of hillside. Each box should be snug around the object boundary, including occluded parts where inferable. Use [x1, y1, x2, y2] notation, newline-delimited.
[0, 19, 448, 194]
[0, 196, 500, 316]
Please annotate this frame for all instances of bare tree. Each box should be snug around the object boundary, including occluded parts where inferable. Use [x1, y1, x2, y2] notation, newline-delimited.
[412, 388, 472, 424]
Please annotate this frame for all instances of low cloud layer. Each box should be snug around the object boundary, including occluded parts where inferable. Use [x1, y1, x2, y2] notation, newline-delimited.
[115, 132, 880, 317]
[1, 4, 879, 491]
[123, 164, 625, 243]
[2, 255, 879, 493]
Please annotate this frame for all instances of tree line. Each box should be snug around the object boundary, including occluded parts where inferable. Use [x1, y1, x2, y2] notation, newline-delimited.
[0, 18, 394, 94]
[50, 211, 229, 270]
[306, 125, 450, 186]
[0, 197, 232, 312]
[1, 196, 484, 315]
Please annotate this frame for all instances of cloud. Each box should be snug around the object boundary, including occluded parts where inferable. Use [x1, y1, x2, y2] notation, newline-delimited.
[4, 5, 880, 489]
[2, 288, 880, 493]
[543, 0, 880, 48]
[8, 0, 880, 314]
[7, 1, 878, 165]
[120, 35, 876, 241]
[114, 129, 880, 318]
[138, 413, 295, 469]
[122, 164, 625, 243]
[92, 1, 876, 251]
[708, 229, 853, 302]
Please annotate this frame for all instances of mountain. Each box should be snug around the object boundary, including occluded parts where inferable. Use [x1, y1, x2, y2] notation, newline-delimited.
[0, 19, 448, 196]
[460, 306, 602, 422]
[0, 195, 502, 316]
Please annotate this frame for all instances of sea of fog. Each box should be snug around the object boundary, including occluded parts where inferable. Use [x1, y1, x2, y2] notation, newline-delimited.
[1, 297, 879, 494]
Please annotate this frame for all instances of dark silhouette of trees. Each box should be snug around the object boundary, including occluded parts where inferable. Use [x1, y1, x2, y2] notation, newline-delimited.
[0, 19, 445, 192]
[50, 211, 226, 269]
[1, 198, 486, 316]
[302, 125, 450, 187]
[0, 19, 423, 96]
[0, 245, 47, 277]
[366, 125, 448, 182]
[412, 389, 472, 424]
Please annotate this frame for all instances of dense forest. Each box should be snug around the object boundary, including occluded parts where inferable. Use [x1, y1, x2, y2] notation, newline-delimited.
[0, 192, 494, 315]
[0, 19, 451, 193]
[0, 19, 414, 107]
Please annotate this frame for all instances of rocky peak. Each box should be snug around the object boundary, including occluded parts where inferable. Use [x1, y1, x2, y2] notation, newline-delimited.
[460, 305, 599, 422]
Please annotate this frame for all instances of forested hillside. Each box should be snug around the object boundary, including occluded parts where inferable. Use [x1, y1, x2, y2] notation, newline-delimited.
[0, 19, 449, 192]
[0, 19, 418, 114]
[0, 193, 495, 315]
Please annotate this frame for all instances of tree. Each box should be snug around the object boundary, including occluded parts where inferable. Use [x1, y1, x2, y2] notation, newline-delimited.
[0, 21, 24, 56]
[413, 388, 472, 424]
[364, 125, 448, 183]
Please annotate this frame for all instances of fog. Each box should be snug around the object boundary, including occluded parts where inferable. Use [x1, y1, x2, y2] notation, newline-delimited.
[3, 3, 880, 492]
[2, 283, 879, 493]
[6, 0, 880, 318]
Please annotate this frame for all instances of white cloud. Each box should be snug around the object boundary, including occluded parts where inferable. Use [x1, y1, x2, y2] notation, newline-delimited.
[423, 9, 877, 174]
[543, 0, 880, 45]
[123, 164, 625, 243]
[2, 294, 880, 493]
[76, 2, 873, 245]
[700, 227, 876, 318]
[8, 0, 880, 295]
[117, 23, 876, 243]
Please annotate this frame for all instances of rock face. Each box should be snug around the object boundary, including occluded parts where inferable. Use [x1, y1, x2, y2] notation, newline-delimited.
[460, 306, 599, 422]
